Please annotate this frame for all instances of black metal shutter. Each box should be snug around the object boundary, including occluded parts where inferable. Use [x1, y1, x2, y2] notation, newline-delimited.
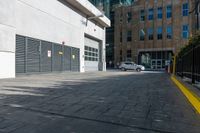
[41, 41, 52, 72]
[53, 43, 63, 71]
[63, 46, 71, 71]
[16, 35, 26, 73]
[27, 38, 40, 72]
[71, 47, 80, 71]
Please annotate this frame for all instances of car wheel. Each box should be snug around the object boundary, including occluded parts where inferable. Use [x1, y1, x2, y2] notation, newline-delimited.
[121, 67, 126, 71]
[136, 68, 141, 72]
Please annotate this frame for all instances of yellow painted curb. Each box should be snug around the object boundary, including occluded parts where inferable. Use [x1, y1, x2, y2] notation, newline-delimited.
[171, 76, 200, 114]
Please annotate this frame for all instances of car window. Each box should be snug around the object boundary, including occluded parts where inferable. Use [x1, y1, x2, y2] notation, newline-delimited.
[125, 63, 132, 65]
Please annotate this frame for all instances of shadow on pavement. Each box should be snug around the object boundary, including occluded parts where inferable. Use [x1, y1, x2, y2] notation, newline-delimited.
[0, 71, 199, 133]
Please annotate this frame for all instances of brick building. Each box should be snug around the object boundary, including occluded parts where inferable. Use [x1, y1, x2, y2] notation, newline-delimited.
[114, 0, 196, 70]
[89, 0, 134, 68]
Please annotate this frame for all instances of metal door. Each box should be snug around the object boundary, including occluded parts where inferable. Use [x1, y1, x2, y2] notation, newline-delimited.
[71, 47, 80, 71]
[16, 35, 26, 73]
[151, 59, 162, 70]
[52, 43, 63, 71]
[41, 41, 52, 72]
[27, 38, 40, 72]
[63, 46, 71, 71]
[156, 60, 162, 69]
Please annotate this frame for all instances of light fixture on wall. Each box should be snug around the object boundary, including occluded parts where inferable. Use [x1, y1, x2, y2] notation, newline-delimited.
[86, 14, 104, 26]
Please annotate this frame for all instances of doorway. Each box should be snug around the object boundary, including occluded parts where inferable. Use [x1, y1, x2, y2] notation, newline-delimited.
[151, 59, 162, 70]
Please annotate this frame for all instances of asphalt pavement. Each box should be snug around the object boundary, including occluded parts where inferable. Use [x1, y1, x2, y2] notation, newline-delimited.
[0, 71, 199, 133]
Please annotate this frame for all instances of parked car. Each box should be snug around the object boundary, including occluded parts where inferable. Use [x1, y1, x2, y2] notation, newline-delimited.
[119, 62, 145, 72]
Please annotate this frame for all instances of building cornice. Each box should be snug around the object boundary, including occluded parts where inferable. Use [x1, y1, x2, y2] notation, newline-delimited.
[65, 0, 110, 27]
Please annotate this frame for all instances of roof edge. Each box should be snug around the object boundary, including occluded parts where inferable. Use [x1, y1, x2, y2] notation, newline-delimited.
[65, 0, 110, 27]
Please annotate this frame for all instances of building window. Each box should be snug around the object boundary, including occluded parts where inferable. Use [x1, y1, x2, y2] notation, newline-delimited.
[120, 32, 122, 42]
[84, 46, 98, 61]
[157, 7, 162, 19]
[140, 10, 145, 21]
[127, 31, 132, 42]
[120, 50, 122, 61]
[183, 3, 189, 16]
[166, 5, 172, 19]
[127, 12, 132, 23]
[119, 12, 122, 23]
[157, 27, 162, 40]
[139, 29, 145, 41]
[120, 17, 122, 23]
[167, 26, 172, 39]
[182, 25, 189, 39]
[127, 50, 132, 59]
[148, 28, 153, 40]
[148, 8, 154, 20]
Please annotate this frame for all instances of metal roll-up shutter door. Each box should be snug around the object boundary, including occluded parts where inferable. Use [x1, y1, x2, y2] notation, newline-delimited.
[71, 47, 80, 71]
[84, 37, 99, 71]
[27, 38, 40, 72]
[16, 35, 26, 73]
[63, 46, 71, 71]
[53, 43, 63, 71]
[41, 41, 52, 72]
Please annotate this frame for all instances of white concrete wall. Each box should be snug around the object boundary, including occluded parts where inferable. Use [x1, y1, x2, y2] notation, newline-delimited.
[0, 0, 16, 78]
[15, 0, 106, 73]
[0, 52, 15, 78]
[0, 0, 107, 78]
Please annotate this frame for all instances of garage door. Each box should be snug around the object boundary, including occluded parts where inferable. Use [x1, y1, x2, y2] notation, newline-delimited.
[84, 37, 99, 71]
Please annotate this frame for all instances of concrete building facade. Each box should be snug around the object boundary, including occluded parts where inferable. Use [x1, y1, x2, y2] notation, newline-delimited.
[0, 0, 110, 79]
[114, 0, 196, 70]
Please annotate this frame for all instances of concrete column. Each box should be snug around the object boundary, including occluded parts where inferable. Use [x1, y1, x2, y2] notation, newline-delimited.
[0, 0, 16, 78]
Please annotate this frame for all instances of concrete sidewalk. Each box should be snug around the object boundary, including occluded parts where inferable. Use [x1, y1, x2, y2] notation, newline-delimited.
[0, 71, 199, 133]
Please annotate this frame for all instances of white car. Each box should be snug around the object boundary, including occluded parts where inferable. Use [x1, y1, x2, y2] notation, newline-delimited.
[119, 62, 145, 72]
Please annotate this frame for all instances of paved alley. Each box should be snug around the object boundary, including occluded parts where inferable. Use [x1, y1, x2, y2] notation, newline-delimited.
[0, 71, 199, 133]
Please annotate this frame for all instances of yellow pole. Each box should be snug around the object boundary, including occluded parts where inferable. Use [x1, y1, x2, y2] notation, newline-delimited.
[173, 55, 176, 75]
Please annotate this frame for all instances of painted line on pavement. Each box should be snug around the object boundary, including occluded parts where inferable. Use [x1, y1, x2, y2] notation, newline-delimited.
[171, 76, 200, 114]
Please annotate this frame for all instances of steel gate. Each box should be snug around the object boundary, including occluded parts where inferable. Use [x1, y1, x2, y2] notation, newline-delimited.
[71, 47, 80, 71]
[27, 38, 40, 72]
[41, 41, 52, 72]
[63, 46, 71, 71]
[16, 35, 80, 74]
[16, 35, 26, 73]
[53, 43, 63, 71]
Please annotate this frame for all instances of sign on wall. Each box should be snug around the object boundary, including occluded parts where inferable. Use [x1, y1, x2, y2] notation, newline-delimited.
[72, 55, 75, 59]
[48, 50, 51, 57]
[59, 51, 63, 55]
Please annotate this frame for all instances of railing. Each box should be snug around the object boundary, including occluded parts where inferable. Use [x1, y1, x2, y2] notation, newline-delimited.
[176, 44, 200, 84]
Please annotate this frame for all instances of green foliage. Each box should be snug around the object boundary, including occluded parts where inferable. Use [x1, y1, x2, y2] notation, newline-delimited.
[178, 31, 200, 57]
